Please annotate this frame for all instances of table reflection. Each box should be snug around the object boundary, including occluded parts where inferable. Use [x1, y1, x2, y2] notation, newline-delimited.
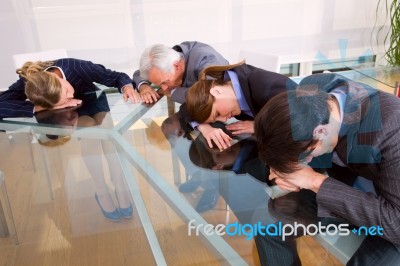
[347, 65, 400, 95]
[33, 91, 133, 222]
[160, 112, 324, 265]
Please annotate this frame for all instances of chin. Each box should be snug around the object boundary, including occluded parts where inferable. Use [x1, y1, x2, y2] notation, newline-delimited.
[326, 146, 335, 153]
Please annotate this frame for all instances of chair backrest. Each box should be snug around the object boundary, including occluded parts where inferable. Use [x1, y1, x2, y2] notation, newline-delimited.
[13, 49, 68, 69]
[238, 49, 281, 73]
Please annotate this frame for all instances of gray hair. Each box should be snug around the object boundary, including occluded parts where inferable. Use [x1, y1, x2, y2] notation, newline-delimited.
[139, 44, 182, 78]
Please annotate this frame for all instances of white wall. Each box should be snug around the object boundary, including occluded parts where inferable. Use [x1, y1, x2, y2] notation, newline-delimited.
[0, 0, 390, 88]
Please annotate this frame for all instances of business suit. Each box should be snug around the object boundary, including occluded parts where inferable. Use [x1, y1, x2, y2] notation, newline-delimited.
[132, 41, 229, 103]
[179, 63, 298, 132]
[305, 73, 400, 265]
[260, 73, 400, 266]
[233, 64, 297, 119]
[0, 58, 132, 119]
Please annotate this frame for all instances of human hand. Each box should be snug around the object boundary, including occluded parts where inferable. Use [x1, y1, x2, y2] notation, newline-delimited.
[269, 165, 328, 193]
[197, 123, 232, 151]
[123, 85, 142, 103]
[139, 84, 160, 104]
[269, 168, 301, 192]
[226, 120, 254, 135]
[51, 98, 82, 110]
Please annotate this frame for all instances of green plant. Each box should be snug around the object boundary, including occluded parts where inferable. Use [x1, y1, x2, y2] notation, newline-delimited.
[376, 0, 400, 66]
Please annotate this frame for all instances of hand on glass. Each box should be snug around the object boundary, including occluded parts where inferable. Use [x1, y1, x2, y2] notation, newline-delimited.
[122, 85, 142, 103]
[197, 123, 232, 151]
[269, 165, 328, 193]
[226, 120, 254, 135]
[269, 168, 301, 192]
[139, 84, 160, 104]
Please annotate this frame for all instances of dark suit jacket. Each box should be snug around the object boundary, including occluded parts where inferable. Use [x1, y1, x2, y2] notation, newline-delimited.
[0, 58, 132, 119]
[179, 63, 297, 132]
[132, 41, 228, 104]
[300, 73, 400, 245]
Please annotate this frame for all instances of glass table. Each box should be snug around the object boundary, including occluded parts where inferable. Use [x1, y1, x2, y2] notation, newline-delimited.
[345, 65, 400, 95]
[0, 90, 273, 265]
[0, 68, 385, 265]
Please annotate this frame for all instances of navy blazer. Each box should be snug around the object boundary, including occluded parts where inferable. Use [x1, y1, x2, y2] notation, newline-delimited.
[0, 58, 132, 119]
[300, 73, 400, 245]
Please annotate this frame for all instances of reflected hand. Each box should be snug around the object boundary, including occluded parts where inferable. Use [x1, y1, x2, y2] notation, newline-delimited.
[269, 168, 301, 192]
[139, 84, 160, 104]
[269, 165, 328, 193]
[226, 120, 254, 135]
[197, 123, 232, 151]
[123, 85, 142, 103]
[51, 98, 82, 110]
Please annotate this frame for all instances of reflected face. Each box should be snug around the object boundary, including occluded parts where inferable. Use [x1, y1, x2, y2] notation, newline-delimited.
[211, 145, 240, 169]
[61, 110, 79, 127]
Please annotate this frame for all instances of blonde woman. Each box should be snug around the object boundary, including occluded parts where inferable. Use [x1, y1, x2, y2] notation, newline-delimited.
[1, 58, 139, 221]
[0, 58, 141, 118]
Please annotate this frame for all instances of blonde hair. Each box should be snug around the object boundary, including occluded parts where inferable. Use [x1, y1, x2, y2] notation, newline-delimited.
[186, 60, 245, 123]
[17, 61, 62, 108]
[37, 135, 71, 147]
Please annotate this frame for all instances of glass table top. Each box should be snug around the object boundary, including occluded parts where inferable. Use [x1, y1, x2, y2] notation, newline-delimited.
[1, 91, 269, 265]
[0, 68, 384, 265]
[345, 65, 400, 95]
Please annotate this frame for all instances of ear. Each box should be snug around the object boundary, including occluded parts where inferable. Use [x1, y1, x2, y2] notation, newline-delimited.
[312, 125, 329, 140]
[173, 60, 180, 70]
[210, 87, 222, 97]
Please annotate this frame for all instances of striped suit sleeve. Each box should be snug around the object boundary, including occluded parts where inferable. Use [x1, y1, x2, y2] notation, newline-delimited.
[57, 59, 132, 93]
[317, 93, 400, 245]
[0, 78, 34, 118]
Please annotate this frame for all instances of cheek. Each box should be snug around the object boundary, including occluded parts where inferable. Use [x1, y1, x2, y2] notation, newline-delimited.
[310, 147, 323, 158]
[68, 83, 75, 94]
[172, 78, 181, 87]
[332, 136, 338, 148]
[220, 105, 231, 116]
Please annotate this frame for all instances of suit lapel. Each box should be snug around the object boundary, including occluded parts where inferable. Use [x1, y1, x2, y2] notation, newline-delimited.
[337, 80, 382, 165]
[234, 66, 257, 116]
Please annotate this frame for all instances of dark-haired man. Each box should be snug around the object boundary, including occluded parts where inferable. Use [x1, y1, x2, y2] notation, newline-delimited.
[254, 73, 400, 265]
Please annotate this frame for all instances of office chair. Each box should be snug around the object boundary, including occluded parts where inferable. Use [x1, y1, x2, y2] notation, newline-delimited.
[12, 49, 68, 69]
[238, 49, 281, 73]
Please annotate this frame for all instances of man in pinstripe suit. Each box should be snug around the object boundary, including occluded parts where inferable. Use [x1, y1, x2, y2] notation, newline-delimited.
[254, 73, 400, 265]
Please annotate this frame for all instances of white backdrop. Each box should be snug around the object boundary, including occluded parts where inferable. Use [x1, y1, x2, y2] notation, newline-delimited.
[0, 0, 390, 88]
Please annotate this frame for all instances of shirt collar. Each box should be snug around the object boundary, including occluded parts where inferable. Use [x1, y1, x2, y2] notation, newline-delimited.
[44, 66, 66, 79]
[329, 87, 347, 128]
[226, 70, 253, 117]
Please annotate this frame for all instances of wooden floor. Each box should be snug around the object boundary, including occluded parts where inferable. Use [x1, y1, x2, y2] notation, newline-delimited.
[0, 126, 343, 266]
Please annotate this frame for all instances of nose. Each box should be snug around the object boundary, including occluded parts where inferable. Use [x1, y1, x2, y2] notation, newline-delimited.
[160, 84, 168, 91]
[216, 116, 228, 123]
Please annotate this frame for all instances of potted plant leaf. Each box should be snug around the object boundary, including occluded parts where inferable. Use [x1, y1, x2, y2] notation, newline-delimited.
[376, 0, 400, 66]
